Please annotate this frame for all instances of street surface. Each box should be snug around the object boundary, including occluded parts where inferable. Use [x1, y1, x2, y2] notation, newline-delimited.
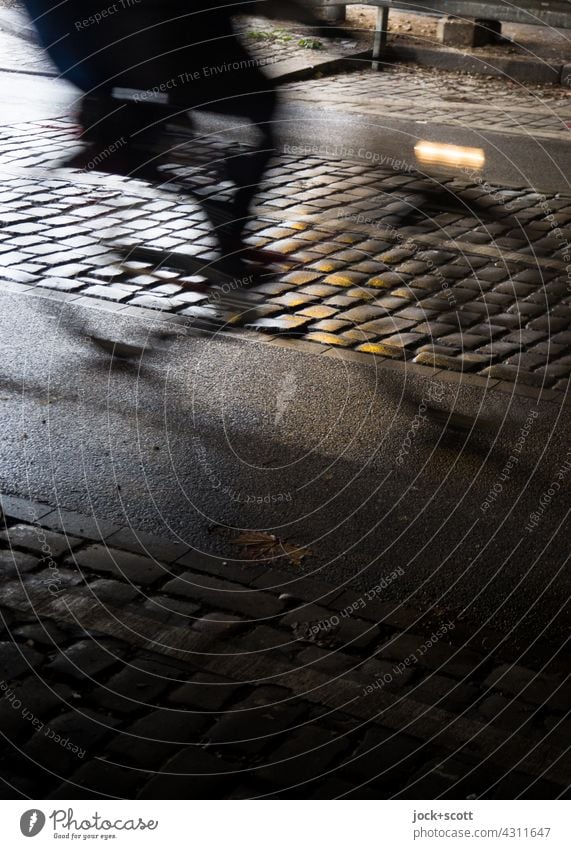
[1, 65, 571, 191]
[0, 19, 569, 681]
[0, 22, 569, 800]
[0, 290, 569, 651]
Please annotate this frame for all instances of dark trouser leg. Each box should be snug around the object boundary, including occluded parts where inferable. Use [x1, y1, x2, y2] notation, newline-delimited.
[196, 87, 278, 266]
[224, 89, 278, 240]
[78, 95, 172, 147]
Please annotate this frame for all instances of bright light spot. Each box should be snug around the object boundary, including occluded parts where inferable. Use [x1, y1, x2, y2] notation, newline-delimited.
[414, 141, 485, 169]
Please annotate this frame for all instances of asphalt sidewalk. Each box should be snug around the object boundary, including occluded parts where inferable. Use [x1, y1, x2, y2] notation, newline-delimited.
[0, 493, 568, 799]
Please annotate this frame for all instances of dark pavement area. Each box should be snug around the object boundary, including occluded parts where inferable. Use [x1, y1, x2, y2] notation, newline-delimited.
[0, 293, 568, 659]
[0, 492, 569, 800]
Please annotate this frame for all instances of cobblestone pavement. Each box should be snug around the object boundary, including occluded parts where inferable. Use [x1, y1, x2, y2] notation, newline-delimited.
[285, 67, 571, 138]
[0, 494, 568, 799]
[236, 15, 363, 62]
[0, 27, 51, 75]
[0, 113, 570, 394]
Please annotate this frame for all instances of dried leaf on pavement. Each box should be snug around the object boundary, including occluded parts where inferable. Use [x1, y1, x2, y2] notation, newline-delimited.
[231, 531, 311, 566]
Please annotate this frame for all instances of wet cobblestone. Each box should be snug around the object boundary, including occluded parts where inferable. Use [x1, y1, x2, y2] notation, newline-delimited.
[0, 89, 570, 395]
[284, 68, 571, 138]
[0, 496, 568, 799]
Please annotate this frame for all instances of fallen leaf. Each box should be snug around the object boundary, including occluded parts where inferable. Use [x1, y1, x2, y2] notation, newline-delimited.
[233, 531, 276, 548]
[231, 531, 311, 567]
[281, 543, 311, 568]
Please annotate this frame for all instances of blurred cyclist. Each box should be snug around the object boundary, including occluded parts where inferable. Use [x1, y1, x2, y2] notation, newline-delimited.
[22, 1, 349, 300]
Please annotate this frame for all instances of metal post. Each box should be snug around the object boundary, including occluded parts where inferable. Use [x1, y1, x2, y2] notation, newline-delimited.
[318, 4, 347, 22]
[372, 5, 389, 70]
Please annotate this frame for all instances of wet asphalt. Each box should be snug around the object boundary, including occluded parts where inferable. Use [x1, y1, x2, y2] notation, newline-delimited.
[1, 294, 568, 653]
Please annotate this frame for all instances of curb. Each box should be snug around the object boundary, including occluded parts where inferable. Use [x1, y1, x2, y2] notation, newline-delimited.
[0, 279, 568, 408]
[1, 491, 568, 677]
[383, 42, 566, 87]
[272, 45, 570, 88]
[269, 52, 363, 83]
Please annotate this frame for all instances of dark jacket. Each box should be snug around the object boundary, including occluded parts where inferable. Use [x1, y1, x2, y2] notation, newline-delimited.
[21, 2, 245, 98]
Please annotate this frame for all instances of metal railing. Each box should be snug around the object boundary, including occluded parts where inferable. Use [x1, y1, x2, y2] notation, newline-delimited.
[311, 0, 571, 59]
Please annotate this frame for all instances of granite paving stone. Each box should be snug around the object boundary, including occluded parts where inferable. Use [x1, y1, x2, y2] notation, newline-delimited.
[50, 760, 142, 799]
[254, 725, 350, 787]
[480, 365, 546, 386]
[162, 574, 283, 619]
[0, 642, 44, 680]
[0, 525, 81, 558]
[0, 550, 39, 577]
[138, 749, 236, 798]
[23, 709, 119, 773]
[205, 696, 307, 756]
[45, 639, 127, 681]
[167, 673, 242, 712]
[105, 710, 210, 767]
[357, 342, 407, 359]
[66, 545, 168, 586]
